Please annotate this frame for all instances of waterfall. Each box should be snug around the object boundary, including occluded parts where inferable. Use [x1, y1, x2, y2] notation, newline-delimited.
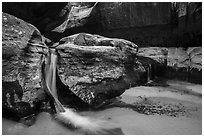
[42, 48, 118, 134]
[45, 49, 58, 99]
[147, 64, 152, 83]
[43, 48, 65, 113]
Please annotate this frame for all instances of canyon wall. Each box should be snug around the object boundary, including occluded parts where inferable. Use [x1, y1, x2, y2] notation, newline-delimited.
[2, 2, 202, 47]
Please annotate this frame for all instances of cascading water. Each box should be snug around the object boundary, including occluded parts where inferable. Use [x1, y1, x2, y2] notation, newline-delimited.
[147, 64, 153, 83]
[42, 48, 120, 134]
[43, 48, 65, 113]
[45, 49, 58, 99]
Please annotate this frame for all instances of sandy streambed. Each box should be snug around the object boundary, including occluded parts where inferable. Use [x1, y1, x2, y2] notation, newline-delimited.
[2, 79, 202, 135]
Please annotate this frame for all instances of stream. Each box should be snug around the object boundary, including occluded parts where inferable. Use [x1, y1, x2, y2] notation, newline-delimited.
[2, 78, 202, 135]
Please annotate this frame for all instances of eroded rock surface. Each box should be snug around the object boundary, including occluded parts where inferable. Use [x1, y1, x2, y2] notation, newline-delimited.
[56, 33, 145, 107]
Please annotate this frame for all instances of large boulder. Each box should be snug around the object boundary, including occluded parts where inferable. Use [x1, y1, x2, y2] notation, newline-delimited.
[55, 33, 146, 108]
[2, 12, 49, 119]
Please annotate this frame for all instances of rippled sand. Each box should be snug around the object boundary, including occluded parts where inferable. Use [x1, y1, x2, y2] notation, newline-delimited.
[2, 79, 202, 135]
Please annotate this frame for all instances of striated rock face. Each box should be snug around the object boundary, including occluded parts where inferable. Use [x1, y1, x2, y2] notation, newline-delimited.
[95, 2, 201, 47]
[2, 2, 202, 47]
[2, 12, 49, 119]
[56, 33, 145, 107]
[177, 2, 202, 47]
[96, 3, 171, 30]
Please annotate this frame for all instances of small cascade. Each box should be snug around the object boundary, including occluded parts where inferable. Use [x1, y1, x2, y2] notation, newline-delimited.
[147, 64, 153, 83]
[45, 49, 58, 99]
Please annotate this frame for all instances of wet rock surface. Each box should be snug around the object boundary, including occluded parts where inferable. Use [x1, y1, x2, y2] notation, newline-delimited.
[2, 12, 50, 119]
[165, 47, 202, 83]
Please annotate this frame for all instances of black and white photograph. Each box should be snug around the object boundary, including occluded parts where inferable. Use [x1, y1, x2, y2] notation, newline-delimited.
[2, 1, 202, 135]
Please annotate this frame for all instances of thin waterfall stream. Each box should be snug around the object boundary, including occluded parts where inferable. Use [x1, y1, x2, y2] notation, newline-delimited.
[147, 64, 153, 83]
[43, 48, 65, 113]
[45, 49, 58, 99]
